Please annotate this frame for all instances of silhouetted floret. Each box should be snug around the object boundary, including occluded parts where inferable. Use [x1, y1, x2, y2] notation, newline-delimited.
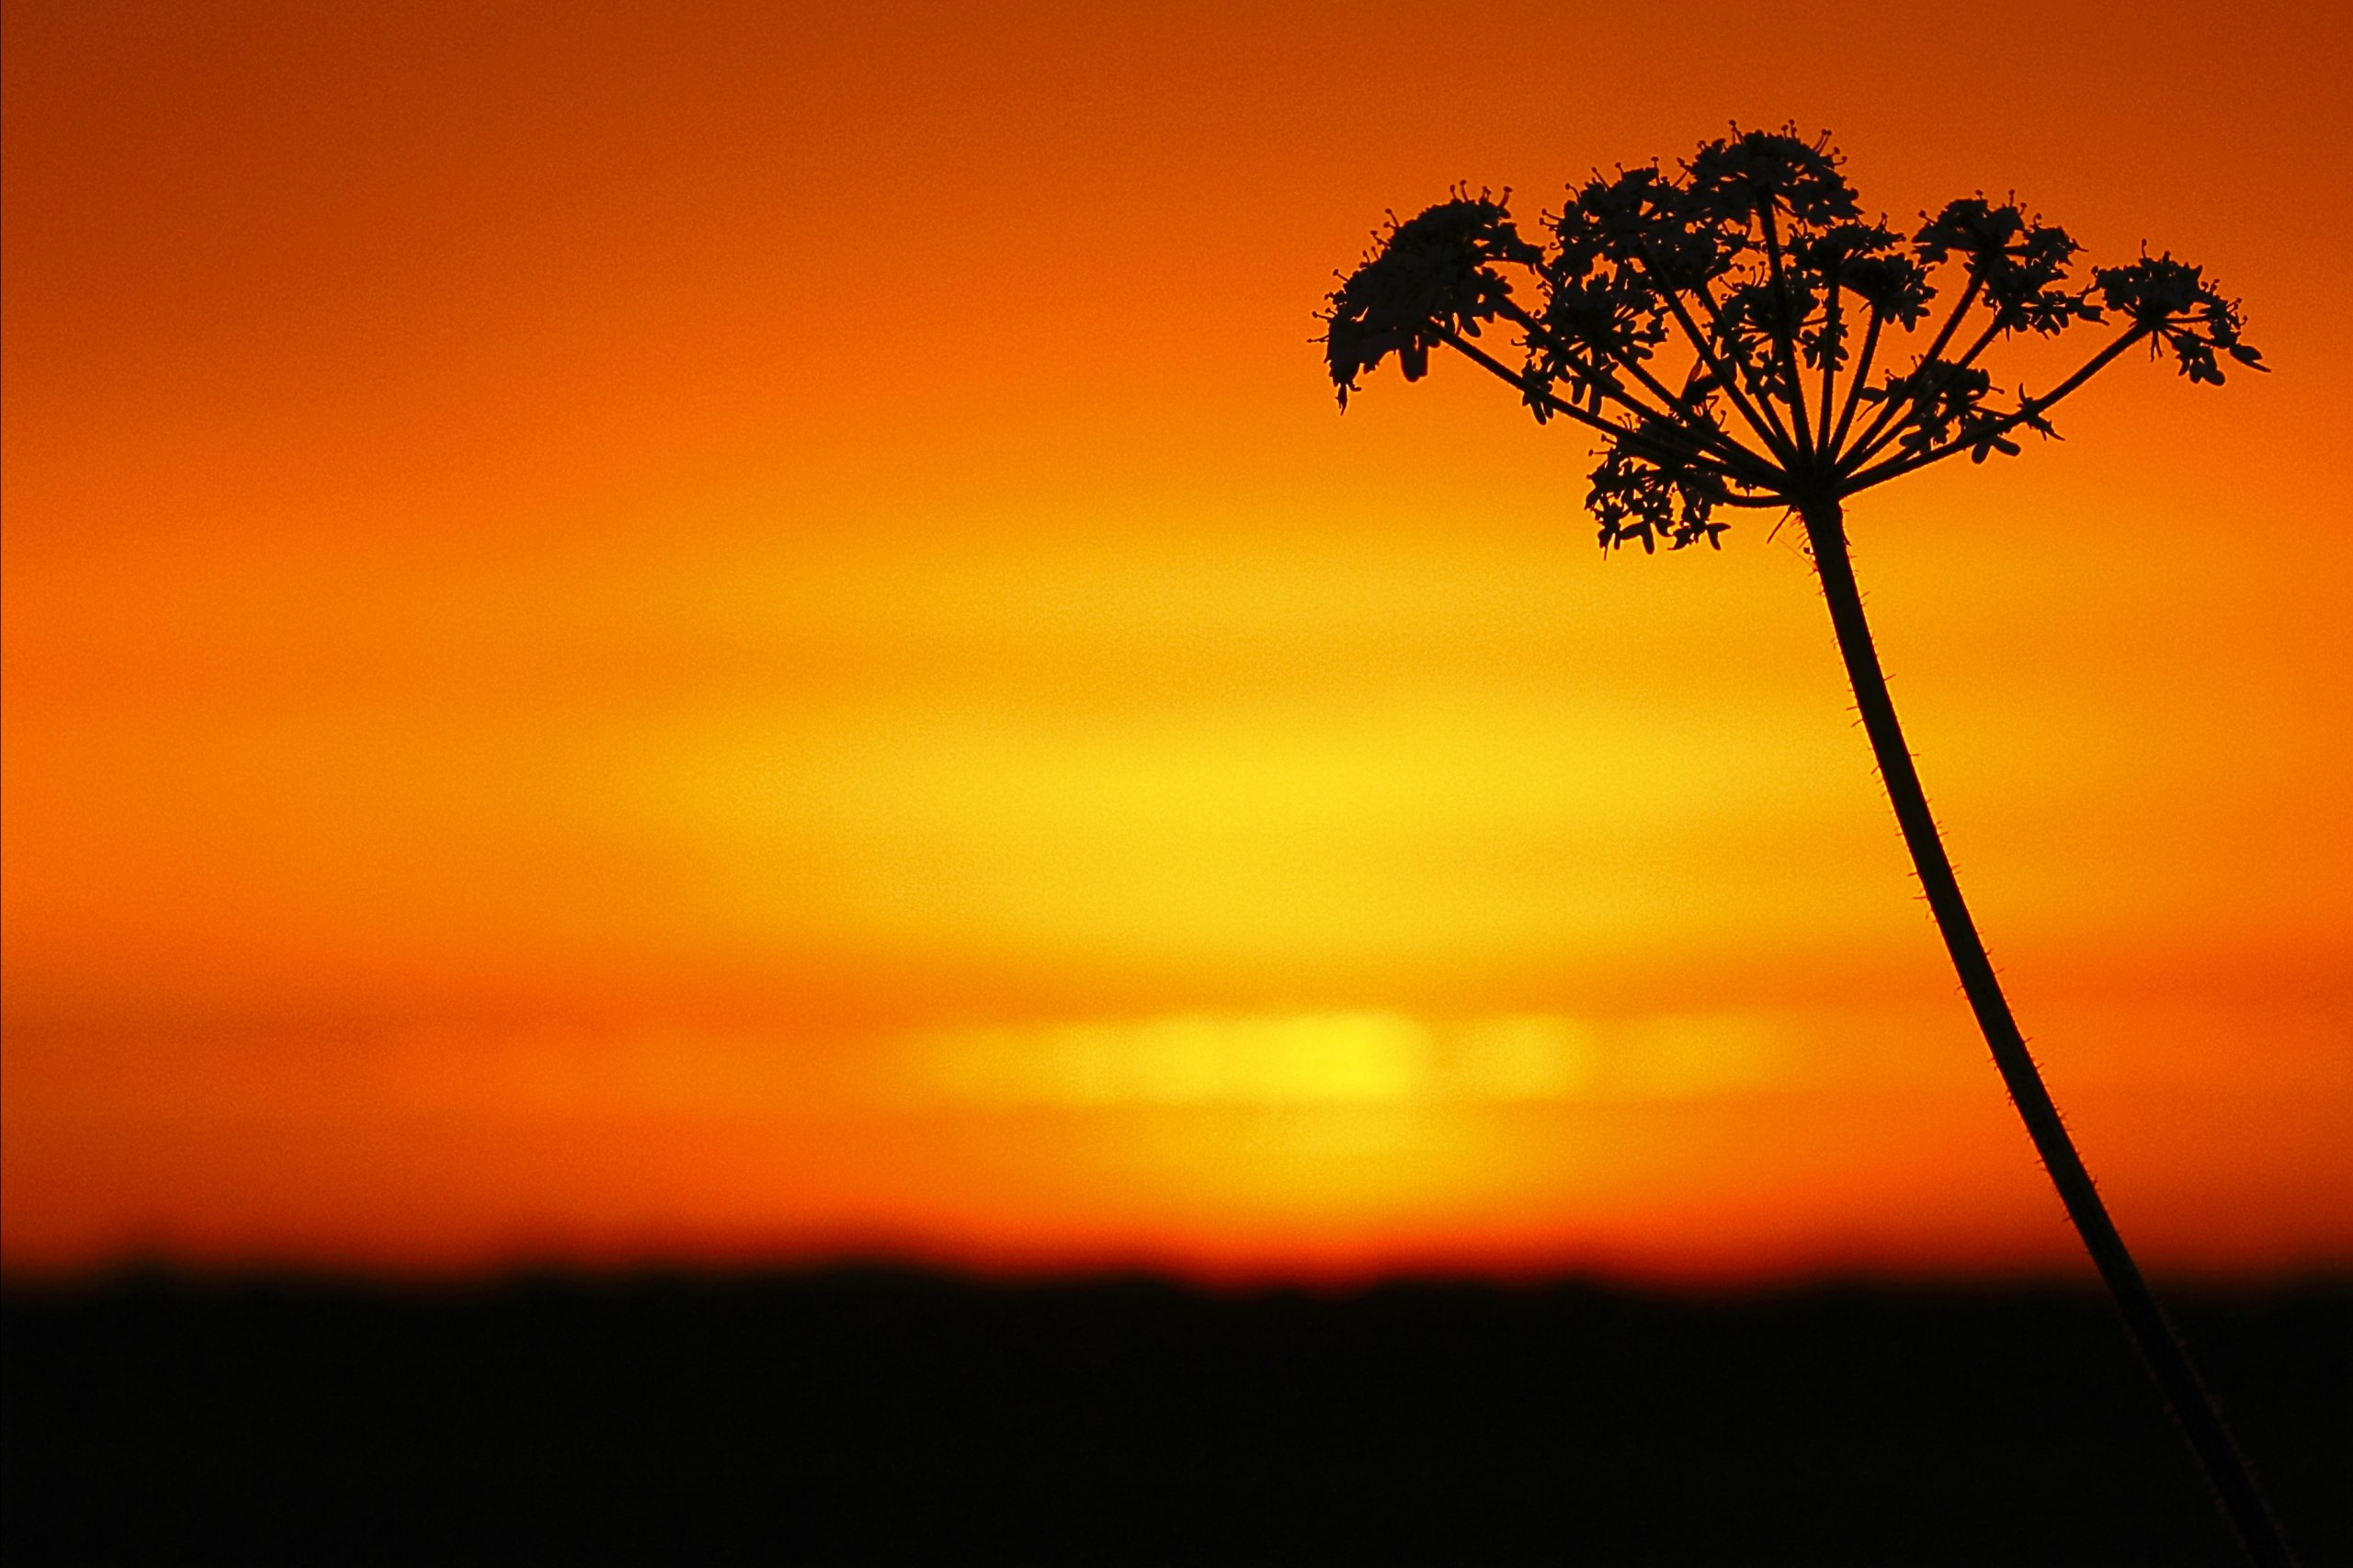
[1684, 126, 1860, 228]
[2095, 253, 2265, 385]
[1915, 197, 2099, 337]
[1324, 194, 1539, 407]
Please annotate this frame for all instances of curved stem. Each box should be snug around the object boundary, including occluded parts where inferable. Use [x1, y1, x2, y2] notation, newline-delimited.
[1800, 499, 2299, 1568]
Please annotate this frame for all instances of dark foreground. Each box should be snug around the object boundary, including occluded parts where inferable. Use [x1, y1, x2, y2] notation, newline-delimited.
[5, 1268, 2347, 1565]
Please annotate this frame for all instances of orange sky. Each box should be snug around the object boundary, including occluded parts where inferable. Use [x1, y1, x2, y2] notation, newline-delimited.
[4, 0, 2347, 1283]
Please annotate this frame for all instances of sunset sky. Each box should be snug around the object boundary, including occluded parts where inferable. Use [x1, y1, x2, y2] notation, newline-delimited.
[5, 0, 2347, 1282]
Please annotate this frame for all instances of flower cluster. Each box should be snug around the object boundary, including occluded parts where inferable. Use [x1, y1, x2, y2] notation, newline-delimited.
[2096, 253, 2266, 386]
[1322, 126, 2261, 550]
[1324, 193, 1537, 408]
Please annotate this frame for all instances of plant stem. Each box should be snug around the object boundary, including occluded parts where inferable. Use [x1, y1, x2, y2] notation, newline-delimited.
[1632, 249, 1800, 467]
[1816, 267, 1843, 456]
[1756, 201, 1815, 463]
[1826, 308, 1882, 458]
[1845, 273, 1984, 462]
[1798, 498, 2299, 1568]
[1844, 327, 2148, 492]
[1434, 329, 1777, 495]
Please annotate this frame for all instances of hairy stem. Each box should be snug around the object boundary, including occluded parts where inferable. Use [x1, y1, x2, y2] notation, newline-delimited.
[1800, 499, 2299, 1568]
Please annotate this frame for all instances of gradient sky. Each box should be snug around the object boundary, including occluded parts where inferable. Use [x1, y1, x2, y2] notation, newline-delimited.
[5, 0, 2347, 1281]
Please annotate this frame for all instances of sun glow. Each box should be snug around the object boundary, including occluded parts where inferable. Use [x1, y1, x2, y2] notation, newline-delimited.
[903, 1010, 1797, 1108]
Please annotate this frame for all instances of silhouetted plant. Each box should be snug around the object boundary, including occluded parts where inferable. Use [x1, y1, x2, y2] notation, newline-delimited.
[1324, 127, 2292, 1567]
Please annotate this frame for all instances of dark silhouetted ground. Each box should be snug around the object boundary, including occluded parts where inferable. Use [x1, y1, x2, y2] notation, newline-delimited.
[4, 1267, 2346, 1563]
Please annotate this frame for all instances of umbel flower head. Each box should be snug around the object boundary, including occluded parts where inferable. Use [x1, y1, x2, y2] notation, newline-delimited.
[1322, 125, 2262, 552]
